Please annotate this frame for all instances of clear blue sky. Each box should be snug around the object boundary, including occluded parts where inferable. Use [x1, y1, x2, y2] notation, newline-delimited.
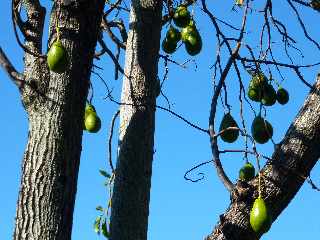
[1, 1, 320, 239]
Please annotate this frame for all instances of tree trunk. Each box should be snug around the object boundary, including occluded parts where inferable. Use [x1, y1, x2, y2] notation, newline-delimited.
[14, 1, 105, 239]
[109, 1, 162, 240]
[206, 74, 320, 240]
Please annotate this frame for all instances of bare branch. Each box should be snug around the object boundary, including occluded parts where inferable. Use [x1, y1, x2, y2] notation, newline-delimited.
[108, 97, 209, 134]
[287, 0, 320, 50]
[97, 37, 125, 75]
[0, 46, 24, 88]
[101, 18, 127, 49]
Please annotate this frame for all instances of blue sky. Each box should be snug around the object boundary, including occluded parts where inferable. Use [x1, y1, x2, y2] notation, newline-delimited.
[1, 1, 320, 239]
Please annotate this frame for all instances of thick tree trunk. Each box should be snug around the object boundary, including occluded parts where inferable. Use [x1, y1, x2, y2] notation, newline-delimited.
[14, 1, 105, 239]
[206, 74, 320, 240]
[109, 1, 162, 240]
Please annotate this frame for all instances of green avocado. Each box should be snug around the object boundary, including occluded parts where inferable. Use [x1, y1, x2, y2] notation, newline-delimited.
[250, 197, 272, 235]
[166, 26, 181, 43]
[219, 113, 239, 143]
[239, 162, 255, 181]
[251, 116, 273, 144]
[261, 84, 276, 106]
[276, 88, 289, 105]
[247, 73, 268, 102]
[173, 6, 191, 28]
[85, 112, 101, 133]
[162, 38, 177, 54]
[250, 73, 268, 89]
[47, 40, 68, 73]
[185, 31, 202, 56]
[181, 25, 197, 42]
[247, 87, 262, 102]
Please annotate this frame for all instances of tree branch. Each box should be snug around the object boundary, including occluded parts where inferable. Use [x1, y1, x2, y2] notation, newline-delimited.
[0, 47, 24, 89]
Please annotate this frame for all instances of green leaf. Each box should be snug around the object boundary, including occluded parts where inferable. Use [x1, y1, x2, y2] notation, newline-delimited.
[96, 206, 104, 212]
[99, 170, 111, 178]
[101, 218, 110, 238]
[93, 216, 101, 234]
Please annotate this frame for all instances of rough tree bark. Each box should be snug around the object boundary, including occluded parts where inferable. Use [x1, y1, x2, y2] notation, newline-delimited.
[11, 1, 105, 239]
[109, 1, 162, 240]
[206, 74, 320, 240]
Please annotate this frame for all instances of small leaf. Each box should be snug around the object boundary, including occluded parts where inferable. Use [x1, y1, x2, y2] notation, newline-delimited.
[94, 216, 101, 234]
[96, 206, 104, 212]
[99, 170, 111, 178]
[101, 218, 110, 238]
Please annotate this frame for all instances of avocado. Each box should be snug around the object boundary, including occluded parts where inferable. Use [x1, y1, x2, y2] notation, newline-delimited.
[276, 88, 289, 105]
[239, 162, 255, 181]
[261, 84, 276, 106]
[251, 116, 273, 144]
[250, 197, 272, 235]
[219, 113, 239, 143]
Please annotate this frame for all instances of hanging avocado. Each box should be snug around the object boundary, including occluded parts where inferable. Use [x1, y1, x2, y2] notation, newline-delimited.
[47, 40, 68, 73]
[261, 84, 276, 106]
[173, 5, 191, 28]
[85, 112, 101, 133]
[181, 24, 197, 42]
[166, 26, 181, 43]
[251, 116, 273, 144]
[162, 38, 177, 54]
[219, 113, 239, 143]
[239, 162, 255, 181]
[247, 73, 267, 102]
[247, 87, 261, 102]
[276, 88, 289, 105]
[185, 32, 202, 56]
[250, 73, 268, 89]
[250, 197, 272, 235]
[84, 104, 101, 133]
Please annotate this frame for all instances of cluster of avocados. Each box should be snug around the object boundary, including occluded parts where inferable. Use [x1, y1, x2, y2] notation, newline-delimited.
[47, 39, 69, 73]
[248, 72, 289, 106]
[84, 104, 101, 133]
[247, 72, 289, 144]
[162, 5, 202, 56]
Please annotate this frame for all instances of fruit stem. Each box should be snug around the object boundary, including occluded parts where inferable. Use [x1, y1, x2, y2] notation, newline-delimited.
[255, 154, 262, 198]
[258, 171, 262, 198]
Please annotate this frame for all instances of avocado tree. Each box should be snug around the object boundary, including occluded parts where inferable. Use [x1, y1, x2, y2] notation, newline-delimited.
[1, 0, 320, 240]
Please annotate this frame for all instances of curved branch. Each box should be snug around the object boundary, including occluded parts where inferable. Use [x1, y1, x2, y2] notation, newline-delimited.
[184, 160, 213, 183]
[0, 47, 24, 89]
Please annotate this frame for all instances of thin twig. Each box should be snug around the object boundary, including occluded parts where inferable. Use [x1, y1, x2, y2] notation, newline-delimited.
[108, 110, 120, 173]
